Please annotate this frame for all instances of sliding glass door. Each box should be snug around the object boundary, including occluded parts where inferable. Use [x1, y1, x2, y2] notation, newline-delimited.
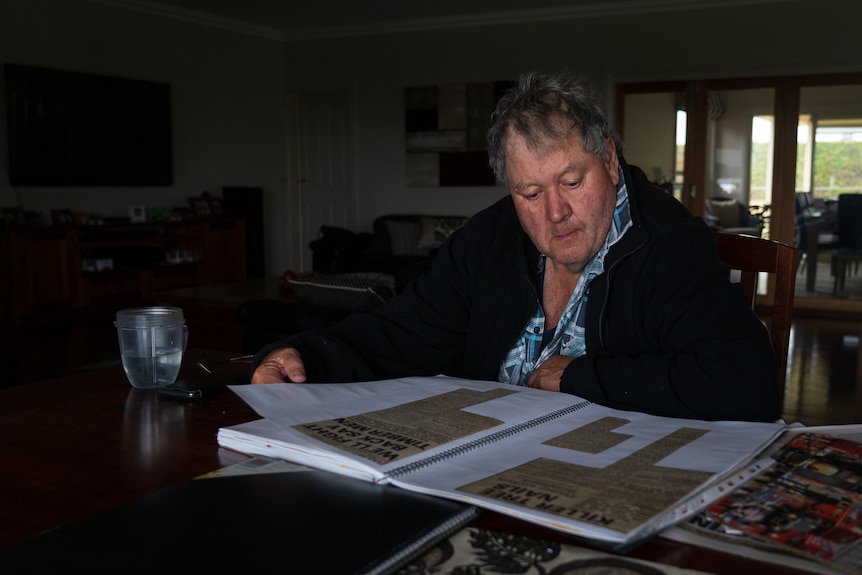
[796, 83, 862, 303]
[701, 86, 776, 240]
[618, 73, 862, 314]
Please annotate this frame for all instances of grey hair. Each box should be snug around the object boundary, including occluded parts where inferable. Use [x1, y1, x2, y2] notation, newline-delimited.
[486, 71, 624, 184]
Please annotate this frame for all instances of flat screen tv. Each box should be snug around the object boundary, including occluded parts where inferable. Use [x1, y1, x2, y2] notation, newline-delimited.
[4, 63, 172, 186]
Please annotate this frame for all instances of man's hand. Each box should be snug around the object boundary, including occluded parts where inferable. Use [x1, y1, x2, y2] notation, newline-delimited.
[251, 348, 307, 384]
[527, 355, 574, 392]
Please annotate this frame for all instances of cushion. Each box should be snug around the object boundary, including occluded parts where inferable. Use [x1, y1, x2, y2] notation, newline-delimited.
[384, 220, 429, 256]
[417, 216, 469, 249]
[706, 199, 741, 228]
[309, 225, 372, 272]
[288, 273, 396, 312]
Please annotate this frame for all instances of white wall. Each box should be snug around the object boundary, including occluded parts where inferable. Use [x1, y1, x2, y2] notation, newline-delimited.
[0, 0, 288, 275]
[2, 0, 862, 274]
[282, 24, 606, 240]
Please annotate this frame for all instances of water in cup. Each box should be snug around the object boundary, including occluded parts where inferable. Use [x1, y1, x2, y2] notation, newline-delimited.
[121, 349, 183, 388]
[115, 307, 188, 389]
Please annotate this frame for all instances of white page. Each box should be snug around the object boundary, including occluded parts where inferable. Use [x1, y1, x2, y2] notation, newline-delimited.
[226, 376, 592, 478]
[229, 376, 587, 426]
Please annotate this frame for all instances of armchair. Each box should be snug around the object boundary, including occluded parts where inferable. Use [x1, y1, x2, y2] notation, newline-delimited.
[704, 197, 763, 237]
[237, 214, 468, 353]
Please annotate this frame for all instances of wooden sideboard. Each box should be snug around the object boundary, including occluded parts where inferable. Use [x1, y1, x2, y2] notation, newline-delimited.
[0, 218, 247, 385]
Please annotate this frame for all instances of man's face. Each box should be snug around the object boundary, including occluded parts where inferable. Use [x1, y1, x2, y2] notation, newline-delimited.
[505, 131, 620, 275]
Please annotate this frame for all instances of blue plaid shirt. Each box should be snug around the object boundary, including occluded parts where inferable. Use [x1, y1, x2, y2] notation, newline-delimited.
[498, 167, 632, 386]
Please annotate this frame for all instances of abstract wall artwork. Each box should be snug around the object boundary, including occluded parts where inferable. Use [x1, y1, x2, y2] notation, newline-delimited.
[405, 81, 509, 187]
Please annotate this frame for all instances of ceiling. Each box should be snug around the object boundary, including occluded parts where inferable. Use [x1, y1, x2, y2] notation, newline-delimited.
[95, 0, 800, 41]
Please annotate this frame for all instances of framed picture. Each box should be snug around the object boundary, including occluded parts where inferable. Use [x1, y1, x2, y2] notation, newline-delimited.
[188, 197, 211, 216]
[50, 209, 73, 225]
[128, 205, 146, 223]
[208, 197, 223, 215]
[1, 207, 26, 226]
[404, 81, 504, 187]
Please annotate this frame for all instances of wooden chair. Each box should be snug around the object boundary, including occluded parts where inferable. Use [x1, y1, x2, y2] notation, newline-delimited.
[713, 232, 798, 407]
[831, 193, 862, 296]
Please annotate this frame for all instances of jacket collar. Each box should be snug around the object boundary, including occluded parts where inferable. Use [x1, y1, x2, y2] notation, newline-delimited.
[610, 158, 650, 261]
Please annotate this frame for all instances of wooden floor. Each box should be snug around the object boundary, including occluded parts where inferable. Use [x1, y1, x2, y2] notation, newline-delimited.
[795, 253, 862, 300]
[785, 252, 862, 425]
[783, 316, 862, 425]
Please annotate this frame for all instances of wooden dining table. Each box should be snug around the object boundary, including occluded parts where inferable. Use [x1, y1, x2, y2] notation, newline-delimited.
[0, 350, 822, 574]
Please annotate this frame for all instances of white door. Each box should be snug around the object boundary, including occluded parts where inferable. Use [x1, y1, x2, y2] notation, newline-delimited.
[297, 91, 354, 270]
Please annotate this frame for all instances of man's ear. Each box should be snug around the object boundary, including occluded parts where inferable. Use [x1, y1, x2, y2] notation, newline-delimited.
[604, 137, 620, 185]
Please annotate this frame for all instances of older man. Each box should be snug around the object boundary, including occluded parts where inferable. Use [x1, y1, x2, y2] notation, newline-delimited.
[251, 71, 779, 422]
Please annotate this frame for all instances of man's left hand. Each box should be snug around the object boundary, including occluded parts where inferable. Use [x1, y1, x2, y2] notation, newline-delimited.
[527, 355, 574, 392]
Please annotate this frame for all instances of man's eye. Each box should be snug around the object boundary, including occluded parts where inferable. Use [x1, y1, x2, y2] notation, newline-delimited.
[564, 180, 580, 189]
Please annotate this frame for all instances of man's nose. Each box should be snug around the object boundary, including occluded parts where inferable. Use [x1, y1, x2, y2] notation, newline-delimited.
[546, 190, 572, 223]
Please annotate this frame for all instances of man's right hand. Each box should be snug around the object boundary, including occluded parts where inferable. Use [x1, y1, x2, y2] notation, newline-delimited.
[251, 348, 308, 384]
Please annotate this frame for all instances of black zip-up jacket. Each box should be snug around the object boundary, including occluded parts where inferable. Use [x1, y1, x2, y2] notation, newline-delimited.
[254, 161, 780, 422]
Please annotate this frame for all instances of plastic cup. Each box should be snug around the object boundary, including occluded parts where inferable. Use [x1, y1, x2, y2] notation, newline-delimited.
[115, 307, 188, 389]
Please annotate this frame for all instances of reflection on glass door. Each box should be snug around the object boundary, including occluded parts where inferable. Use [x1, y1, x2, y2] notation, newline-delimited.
[703, 88, 775, 241]
[621, 92, 685, 201]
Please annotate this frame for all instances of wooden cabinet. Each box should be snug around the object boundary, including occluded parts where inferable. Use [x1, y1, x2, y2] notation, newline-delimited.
[1, 218, 247, 323]
[0, 226, 81, 323]
[74, 219, 247, 311]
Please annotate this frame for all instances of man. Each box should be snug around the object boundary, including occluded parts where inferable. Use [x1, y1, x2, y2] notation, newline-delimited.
[252, 71, 780, 422]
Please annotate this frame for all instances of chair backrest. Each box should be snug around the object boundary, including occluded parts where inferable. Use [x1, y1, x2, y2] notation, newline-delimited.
[836, 193, 862, 251]
[713, 232, 798, 408]
[796, 191, 813, 213]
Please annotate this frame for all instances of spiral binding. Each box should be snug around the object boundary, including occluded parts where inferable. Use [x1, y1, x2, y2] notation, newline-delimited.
[387, 400, 593, 479]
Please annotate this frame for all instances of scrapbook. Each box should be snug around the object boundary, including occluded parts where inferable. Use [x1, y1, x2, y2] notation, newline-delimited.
[218, 375, 784, 549]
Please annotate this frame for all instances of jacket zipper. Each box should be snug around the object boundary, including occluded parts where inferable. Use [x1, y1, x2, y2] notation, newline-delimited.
[597, 238, 646, 350]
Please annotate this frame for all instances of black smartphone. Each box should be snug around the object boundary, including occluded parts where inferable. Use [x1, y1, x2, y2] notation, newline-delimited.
[159, 371, 250, 400]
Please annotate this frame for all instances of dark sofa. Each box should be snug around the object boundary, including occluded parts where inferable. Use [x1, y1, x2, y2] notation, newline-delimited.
[238, 214, 469, 353]
[311, 214, 468, 273]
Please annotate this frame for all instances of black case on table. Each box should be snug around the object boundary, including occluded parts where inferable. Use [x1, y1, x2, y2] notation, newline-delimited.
[1, 469, 478, 574]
